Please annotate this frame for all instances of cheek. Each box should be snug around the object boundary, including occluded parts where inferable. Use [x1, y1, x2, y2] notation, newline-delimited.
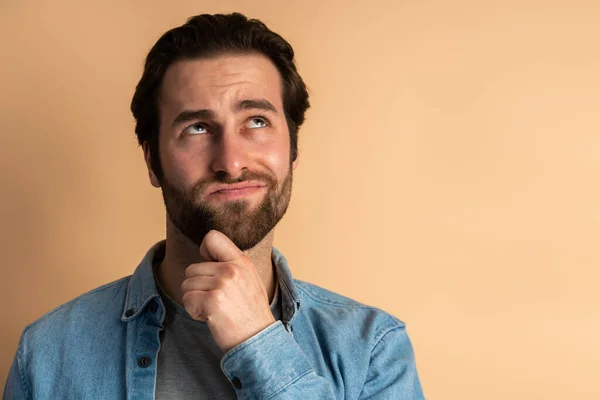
[261, 135, 291, 180]
[160, 143, 206, 189]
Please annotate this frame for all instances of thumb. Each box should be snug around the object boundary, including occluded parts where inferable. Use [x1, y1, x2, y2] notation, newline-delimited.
[199, 230, 243, 262]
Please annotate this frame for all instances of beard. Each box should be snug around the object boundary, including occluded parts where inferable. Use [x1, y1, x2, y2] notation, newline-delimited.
[159, 167, 293, 251]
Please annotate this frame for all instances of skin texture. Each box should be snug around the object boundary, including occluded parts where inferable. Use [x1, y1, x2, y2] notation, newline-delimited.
[143, 53, 299, 352]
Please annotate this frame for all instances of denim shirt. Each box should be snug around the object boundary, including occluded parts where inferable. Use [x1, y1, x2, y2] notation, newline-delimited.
[4, 242, 424, 399]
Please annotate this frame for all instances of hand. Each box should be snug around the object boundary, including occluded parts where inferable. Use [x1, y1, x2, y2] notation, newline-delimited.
[181, 230, 276, 353]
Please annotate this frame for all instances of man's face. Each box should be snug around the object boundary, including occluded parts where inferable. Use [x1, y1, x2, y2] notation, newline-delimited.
[146, 53, 297, 250]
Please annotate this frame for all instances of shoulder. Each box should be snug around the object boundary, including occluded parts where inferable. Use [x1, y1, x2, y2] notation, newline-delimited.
[294, 279, 406, 341]
[21, 276, 131, 343]
[10, 277, 133, 397]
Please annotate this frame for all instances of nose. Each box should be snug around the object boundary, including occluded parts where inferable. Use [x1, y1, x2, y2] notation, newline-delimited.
[210, 128, 249, 179]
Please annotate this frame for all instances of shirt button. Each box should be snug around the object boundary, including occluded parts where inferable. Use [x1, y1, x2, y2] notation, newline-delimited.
[138, 356, 151, 368]
[231, 377, 242, 389]
[125, 308, 134, 317]
[148, 301, 158, 313]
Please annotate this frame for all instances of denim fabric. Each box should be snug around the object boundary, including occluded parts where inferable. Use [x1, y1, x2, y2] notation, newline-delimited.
[4, 242, 424, 399]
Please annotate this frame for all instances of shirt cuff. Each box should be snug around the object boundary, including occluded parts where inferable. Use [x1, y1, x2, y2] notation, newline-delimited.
[220, 320, 312, 399]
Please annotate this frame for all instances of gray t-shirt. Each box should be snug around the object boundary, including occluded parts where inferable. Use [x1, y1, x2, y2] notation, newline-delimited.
[154, 263, 282, 399]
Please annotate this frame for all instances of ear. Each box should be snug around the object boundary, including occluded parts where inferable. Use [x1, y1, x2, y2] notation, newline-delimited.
[142, 142, 161, 188]
[292, 150, 300, 170]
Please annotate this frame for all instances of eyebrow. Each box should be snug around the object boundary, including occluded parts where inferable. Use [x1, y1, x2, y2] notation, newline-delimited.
[171, 109, 215, 128]
[171, 99, 278, 128]
[236, 99, 278, 114]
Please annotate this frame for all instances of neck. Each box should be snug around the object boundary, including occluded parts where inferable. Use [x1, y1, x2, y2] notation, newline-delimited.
[156, 218, 277, 306]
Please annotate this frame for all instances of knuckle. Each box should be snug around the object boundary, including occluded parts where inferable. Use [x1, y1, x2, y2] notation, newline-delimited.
[213, 277, 227, 291]
[222, 263, 238, 278]
[210, 288, 226, 303]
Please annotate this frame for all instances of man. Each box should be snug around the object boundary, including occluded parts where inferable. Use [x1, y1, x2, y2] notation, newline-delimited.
[4, 13, 424, 399]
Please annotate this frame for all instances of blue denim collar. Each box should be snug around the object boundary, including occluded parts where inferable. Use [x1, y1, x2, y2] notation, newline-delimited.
[120, 241, 302, 328]
[120, 241, 164, 322]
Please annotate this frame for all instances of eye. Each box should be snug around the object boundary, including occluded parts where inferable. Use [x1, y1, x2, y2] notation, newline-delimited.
[183, 123, 208, 135]
[247, 117, 268, 129]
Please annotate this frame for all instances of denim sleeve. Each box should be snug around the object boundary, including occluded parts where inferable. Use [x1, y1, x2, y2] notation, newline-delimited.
[358, 326, 425, 399]
[3, 338, 30, 400]
[221, 321, 424, 400]
[220, 321, 336, 399]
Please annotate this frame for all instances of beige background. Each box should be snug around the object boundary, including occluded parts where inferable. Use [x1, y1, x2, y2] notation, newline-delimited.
[1, 0, 599, 398]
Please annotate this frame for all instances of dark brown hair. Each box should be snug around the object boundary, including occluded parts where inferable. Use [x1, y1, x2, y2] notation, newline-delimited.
[130, 12, 310, 180]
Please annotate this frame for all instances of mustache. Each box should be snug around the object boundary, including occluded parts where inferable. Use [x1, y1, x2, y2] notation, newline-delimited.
[192, 170, 278, 195]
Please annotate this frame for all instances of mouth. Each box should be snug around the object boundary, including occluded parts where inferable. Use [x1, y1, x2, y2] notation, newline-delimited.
[206, 181, 268, 200]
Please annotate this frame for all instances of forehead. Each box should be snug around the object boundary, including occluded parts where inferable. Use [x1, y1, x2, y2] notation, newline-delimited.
[159, 53, 283, 113]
